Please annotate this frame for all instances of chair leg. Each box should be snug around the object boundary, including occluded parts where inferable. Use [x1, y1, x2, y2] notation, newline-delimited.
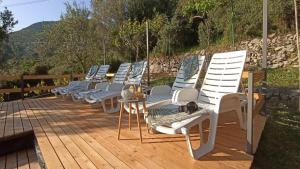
[101, 97, 121, 113]
[181, 114, 218, 160]
[129, 103, 132, 130]
[111, 98, 114, 109]
[101, 100, 108, 112]
[135, 103, 143, 143]
[118, 103, 124, 140]
[71, 94, 78, 102]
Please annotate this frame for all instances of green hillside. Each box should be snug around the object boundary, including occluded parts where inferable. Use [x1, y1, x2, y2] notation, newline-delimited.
[2, 21, 57, 61]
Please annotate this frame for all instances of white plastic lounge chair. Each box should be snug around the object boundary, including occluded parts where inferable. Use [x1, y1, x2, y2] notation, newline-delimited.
[90, 65, 110, 83]
[51, 65, 98, 95]
[85, 61, 147, 113]
[146, 50, 247, 159]
[58, 65, 110, 97]
[125, 55, 206, 114]
[71, 63, 131, 101]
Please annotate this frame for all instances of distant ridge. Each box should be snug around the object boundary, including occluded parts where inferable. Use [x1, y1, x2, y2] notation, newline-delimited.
[2, 21, 58, 61]
[13, 21, 57, 33]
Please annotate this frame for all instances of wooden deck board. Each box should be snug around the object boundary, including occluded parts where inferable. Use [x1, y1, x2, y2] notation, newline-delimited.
[32, 100, 113, 169]
[253, 114, 267, 153]
[0, 102, 3, 118]
[5, 152, 17, 169]
[18, 100, 33, 133]
[22, 101, 64, 169]
[0, 102, 7, 137]
[13, 100, 24, 134]
[41, 99, 156, 169]
[26, 100, 81, 169]
[0, 148, 40, 169]
[4, 102, 14, 137]
[27, 148, 40, 169]
[0, 155, 5, 169]
[0, 97, 265, 169]
[17, 149, 30, 169]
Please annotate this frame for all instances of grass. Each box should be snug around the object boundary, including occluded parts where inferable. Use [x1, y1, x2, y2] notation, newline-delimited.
[267, 67, 299, 88]
[151, 68, 299, 89]
[253, 103, 300, 169]
[150, 77, 175, 86]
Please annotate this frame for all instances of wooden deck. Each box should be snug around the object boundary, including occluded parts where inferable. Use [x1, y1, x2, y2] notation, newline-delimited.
[0, 97, 264, 169]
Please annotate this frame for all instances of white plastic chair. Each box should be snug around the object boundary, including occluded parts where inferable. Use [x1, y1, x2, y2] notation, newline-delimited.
[85, 61, 147, 113]
[72, 63, 131, 101]
[58, 65, 110, 97]
[51, 65, 98, 95]
[126, 55, 206, 113]
[146, 50, 247, 159]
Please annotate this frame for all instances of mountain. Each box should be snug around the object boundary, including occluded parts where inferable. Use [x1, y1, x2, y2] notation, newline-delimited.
[2, 21, 57, 61]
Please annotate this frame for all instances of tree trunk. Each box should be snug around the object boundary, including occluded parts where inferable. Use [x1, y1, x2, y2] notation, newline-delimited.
[136, 46, 139, 62]
[294, 0, 300, 111]
[102, 39, 106, 65]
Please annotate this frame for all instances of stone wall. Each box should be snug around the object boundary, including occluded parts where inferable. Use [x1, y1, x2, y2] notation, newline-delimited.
[240, 33, 298, 68]
[149, 55, 182, 74]
[149, 33, 299, 73]
[266, 88, 300, 106]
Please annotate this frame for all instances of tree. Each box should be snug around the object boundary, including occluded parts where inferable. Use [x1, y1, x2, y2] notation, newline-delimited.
[115, 19, 145, 61]
[293, 0, 300, 111]
[182, 0, 219, 47]
[41, 2, 99, 74]
[0, 7, 17, 41]
[0, 7, 17, 60]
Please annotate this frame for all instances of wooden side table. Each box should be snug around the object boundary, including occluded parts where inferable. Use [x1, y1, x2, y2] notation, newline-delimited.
[117, 98, 147, 142]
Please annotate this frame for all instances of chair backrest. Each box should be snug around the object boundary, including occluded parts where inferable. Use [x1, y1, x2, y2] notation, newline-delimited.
[198, 50, 247, 106]
[171, 55, 206, 93]
[113, 63, 131, 84]
[127, 61, 147, 85]
[93, 65, 110, 81]
[85, 65, 99, 80]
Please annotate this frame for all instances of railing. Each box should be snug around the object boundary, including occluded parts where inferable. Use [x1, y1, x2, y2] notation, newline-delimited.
[0, 71, 264, 94]
[0, 74, 85, 96]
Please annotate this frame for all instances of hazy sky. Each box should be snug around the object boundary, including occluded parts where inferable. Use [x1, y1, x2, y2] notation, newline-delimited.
[0, 0, 91, 32]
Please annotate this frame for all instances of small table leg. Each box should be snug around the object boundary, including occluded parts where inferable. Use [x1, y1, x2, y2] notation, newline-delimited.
[135, 102, 143, 143]
[142, 102, 150, 133]
[117, 103, 124, 140]
[129, 103, 132, 130]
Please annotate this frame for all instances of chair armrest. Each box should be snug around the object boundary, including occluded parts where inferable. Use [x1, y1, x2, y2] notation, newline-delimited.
[150, 85, 171, 96]
[181, 93, 242, 134]
[171, 88, 198, 105]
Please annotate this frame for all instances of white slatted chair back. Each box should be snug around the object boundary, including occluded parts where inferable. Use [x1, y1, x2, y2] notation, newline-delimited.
[171, 56, 206, 93]
[85, 65, 99, 80]
[127, 61, 147, 85]
[198, 50, 247, 106]
[93, 65, 110, 81]
[113, 63, 131, 84]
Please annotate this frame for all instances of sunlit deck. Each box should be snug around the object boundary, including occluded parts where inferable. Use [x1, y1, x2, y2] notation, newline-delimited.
[0, 97, 266, 169]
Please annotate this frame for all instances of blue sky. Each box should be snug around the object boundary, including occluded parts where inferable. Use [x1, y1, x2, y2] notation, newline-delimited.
[0, 0, 91, 32]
